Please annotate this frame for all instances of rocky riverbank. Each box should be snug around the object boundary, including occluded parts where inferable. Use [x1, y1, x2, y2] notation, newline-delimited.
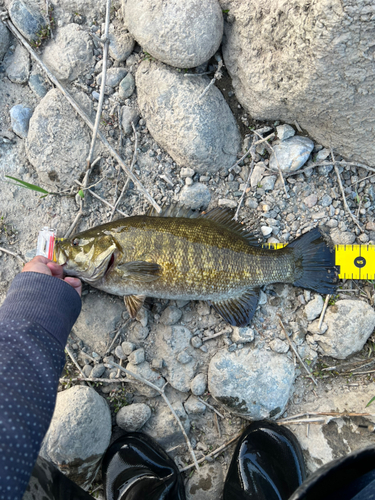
[1, 0, 375, 498]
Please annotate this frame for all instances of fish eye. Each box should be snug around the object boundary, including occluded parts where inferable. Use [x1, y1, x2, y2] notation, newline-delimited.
[72, 238, 79, 246]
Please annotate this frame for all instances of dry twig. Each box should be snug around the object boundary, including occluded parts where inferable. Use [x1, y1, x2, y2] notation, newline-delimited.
[60, 377, 130, 384]
[202, 330, 231, 342]
[180, 431, 242, 472]
[74, 180, 127, 217]
[318, 294, 330, 331]
[331, 148, 363, 231]
[198, 56, 224, 101]
[0, 246, 25, 264]
[87, 0, 111, 169]
[234, 136, 256, 221]
[108, 361, 199, 471]
[3, 17, 161, 214]
[106, 319, 131, 353]
[197, 397, 224, 418]
[278, 316, 318, 386]
[65, 345, 92, 387]
[253, 130, 288, 197]
[110, 122, 138, 220]
[65, 0, 111, 237]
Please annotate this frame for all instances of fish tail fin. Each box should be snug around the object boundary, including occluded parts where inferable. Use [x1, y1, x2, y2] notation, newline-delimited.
[288, 228, 338, 294]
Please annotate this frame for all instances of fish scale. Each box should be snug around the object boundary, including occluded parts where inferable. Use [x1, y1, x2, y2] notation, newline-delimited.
[55, 207, 337, 327]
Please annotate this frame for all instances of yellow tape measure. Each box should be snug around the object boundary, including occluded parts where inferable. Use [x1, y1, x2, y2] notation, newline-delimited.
[262, 243, 375, 280]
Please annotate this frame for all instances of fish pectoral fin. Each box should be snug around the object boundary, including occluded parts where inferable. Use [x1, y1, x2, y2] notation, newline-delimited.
[119, 261, 161, 282]
[124, 294, 146, 319]
[209, 288, 260, 327]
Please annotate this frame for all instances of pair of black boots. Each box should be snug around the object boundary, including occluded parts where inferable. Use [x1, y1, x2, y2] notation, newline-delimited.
[27, 421, 375, 500]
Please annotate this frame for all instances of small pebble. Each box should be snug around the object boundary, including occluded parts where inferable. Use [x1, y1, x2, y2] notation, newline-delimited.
[91, 364, 106, 378]
[177, 351, 193, 364]
[115, 345, 127, 360]
[190, 373, 207, 396]
[128, 348, 145, 365]
[191, 336, 203, 348]
[121, 341, 135, 355]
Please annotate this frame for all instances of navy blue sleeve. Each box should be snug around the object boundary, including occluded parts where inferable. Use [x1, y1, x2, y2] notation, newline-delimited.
[0, 272, 81, 500]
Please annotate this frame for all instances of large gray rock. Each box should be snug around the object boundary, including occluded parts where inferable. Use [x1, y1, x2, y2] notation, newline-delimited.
[289, 382, 375, 473]
[310, 300, 375, 359]
[208, 346, 295, 418]
[5, 44, 30, 84]
[42, 24, 94, 82]
[26, 88, 93, 186]
[136, 60, 241, 174]
[72, 291, 125, 356]
[154, 325, 197, 393]
[122, 0, 223, 68]
[9, 0, 45, 42]
[0, 21, 10, 61]
[220, 0, 375, 166]
[40, 386, 111, 489]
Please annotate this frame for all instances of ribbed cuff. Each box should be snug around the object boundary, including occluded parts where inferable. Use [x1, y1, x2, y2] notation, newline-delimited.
[0, 272, 81, 348]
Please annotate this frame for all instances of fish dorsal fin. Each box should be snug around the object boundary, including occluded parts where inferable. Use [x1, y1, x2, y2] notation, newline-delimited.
[146, 203, 199, 219]
[119, 261, 161, 282]
[202, 207, 260, 246]
[124, 295, 146, 318]
[209, 288, 260, 327]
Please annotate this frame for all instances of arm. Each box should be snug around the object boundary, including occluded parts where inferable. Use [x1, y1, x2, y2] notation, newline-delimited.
[0, 257, 82, 499]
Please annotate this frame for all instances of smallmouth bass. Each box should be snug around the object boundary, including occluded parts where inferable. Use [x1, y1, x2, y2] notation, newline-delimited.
[55, 206, 337, 326]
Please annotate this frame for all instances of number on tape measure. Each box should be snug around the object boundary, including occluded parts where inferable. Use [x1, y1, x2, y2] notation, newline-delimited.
[335, 245, 375, 280]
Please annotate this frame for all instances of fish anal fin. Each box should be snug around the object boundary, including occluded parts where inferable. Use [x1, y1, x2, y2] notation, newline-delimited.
[210, 288, 260, 327]
[201, 207, 260, 247]
[124, 295, 146, 319]
[119, 261, 161, 282]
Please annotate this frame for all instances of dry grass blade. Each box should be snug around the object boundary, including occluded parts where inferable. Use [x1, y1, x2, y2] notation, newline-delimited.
[331, 148, 363, 231]
[108, 361, 199, 471]
[253, 129, 288, 197]
[110, 121, 138, 220]
[4, 17, 161, 214]
[234, 136, 256, 221]
[278, 316, 318, 386]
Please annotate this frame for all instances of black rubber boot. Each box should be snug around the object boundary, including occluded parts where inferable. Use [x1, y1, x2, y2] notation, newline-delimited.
[102, 432, 186, 500]
[288, 445, 375, 500]
[24, 455, 93, 500]
[223, 420, 306, 500]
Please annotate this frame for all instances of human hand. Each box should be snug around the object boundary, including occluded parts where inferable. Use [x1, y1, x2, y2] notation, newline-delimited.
[22, 256, 82, 297]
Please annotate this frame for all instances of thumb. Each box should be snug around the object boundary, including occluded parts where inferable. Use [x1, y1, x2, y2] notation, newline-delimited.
[64, 277, 82, 297]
